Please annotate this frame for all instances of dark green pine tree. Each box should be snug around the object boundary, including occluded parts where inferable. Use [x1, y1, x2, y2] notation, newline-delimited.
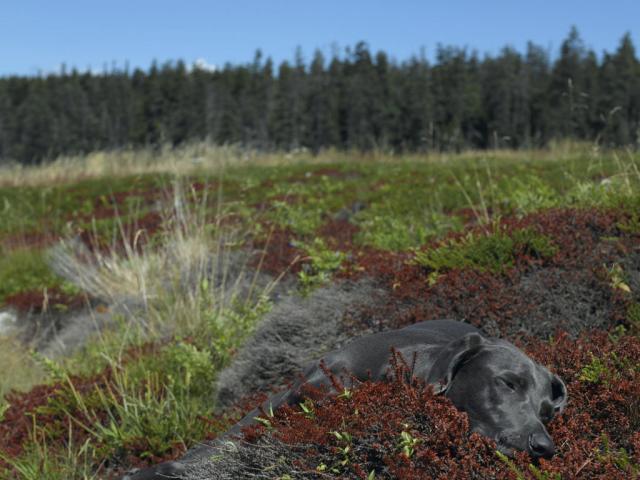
[481, 47, 531, 148]
[14, 80, 55, 163]
[212, 64, 243, 145]
[328, 53, 349, 148]
[343, 42, 377, 149]
[549, 26, 591, 139]
[431, 45, 481, 150]
[524, 43, 551, 146]
[598, 33, 640, 146]
[394, 53, 432, 151]
[579, 50, 600, 142]
[303, 49, 339, 152]
[291, 47, 307, 148]
[184, 61, 210, 143]
[254, 54, 275, 148]
[370, 50, 397, 150]
[269, 53, 307, 150]
[269, 61, 295, 148]
[0, 82, 11, 161]
[142, 61, 167, 146]
[239, 50, 274, 148]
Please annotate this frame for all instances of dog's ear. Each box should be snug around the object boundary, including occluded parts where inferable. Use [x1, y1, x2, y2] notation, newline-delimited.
[427, 332, 487, 394]
[550, 374, 568, 413]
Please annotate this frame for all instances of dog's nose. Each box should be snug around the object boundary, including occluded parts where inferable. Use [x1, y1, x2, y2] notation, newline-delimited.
[528, 432, 555, 459]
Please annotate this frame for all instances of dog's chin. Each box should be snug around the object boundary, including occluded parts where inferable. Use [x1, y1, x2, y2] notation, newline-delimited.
[496, 442, 516, 458]
[472, 425, 518, 458]
[495, 431, 527, 458]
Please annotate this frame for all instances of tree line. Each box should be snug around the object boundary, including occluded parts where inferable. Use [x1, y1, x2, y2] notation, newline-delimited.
[1, 27, 639, 164]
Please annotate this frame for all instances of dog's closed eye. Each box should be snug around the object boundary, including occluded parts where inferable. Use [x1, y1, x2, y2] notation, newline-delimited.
[496, 373, 529, 393]
[496, 376, 517, 391]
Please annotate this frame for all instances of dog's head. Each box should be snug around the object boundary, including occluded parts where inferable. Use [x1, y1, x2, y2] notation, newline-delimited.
[428, 333, 567, 459]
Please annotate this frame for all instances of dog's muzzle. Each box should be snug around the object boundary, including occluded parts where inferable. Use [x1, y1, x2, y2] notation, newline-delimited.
[528, 432, 555, 459]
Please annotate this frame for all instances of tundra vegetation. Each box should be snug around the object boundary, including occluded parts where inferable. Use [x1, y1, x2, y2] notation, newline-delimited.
[0, 143, 639, 479]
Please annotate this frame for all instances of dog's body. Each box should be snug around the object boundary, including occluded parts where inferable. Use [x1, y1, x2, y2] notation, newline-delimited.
[125, 320, 567, 479]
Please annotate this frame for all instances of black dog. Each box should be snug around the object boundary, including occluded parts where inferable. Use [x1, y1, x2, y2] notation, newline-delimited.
[125, 320, 567, 479]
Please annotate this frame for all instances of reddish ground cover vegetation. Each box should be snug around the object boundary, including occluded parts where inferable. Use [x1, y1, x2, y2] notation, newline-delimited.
[253, 193, 303, 212]
[76, 210, 165, 254]
[0, 370, 113, 471]
[3, 331, 638, 478]
[206, 206, 640, 478]
[1, 231, 57, 251]
[250, 226, 306, 275]
[81, 187, 168, 222]
[2, 199, 640, 478]
[318, 218, 361, 251]
[3, 285, 87, 314]
[337, 208, 639, 339]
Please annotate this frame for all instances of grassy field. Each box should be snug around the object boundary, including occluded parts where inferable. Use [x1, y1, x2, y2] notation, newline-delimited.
[1, 144, 639, 479]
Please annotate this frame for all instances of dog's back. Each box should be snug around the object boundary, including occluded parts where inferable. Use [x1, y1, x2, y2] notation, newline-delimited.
[294, 320, 482, 395]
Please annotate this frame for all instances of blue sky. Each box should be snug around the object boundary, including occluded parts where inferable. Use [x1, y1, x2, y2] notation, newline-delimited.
[1, 0, 637, 76]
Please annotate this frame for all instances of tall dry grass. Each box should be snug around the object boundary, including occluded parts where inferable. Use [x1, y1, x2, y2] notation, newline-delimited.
[1, 139, 632, 188]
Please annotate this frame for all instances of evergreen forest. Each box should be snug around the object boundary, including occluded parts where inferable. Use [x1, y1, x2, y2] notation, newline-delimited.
[1, 27, 639, 164]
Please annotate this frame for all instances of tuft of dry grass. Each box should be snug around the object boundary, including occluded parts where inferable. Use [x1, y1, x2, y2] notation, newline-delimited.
[47, 177, 279, 337]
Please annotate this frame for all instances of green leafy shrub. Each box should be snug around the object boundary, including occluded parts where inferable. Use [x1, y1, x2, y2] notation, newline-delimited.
[293, 238, 346, 292]
[495, 450, 562, 480]
[0, 249, 62, 304]
[497, 176, 560, 214]
[578, 350, 639, 386]
[627, 302, 640, 333]
[355, 212, 461, 251]
[617, 212, 640, 234]
[413, 227, 558, 274]
[579, 355, 610, 384]
[565, 175, 640, 209]
[597, 434, 640, 478]
[153, 342, 216, 398]
[267, 200, 324, 236]
[262, 174, 349, 236]
[199, 292, 274, 367]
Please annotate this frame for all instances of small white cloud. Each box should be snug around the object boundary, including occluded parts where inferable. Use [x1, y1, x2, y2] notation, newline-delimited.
[192, 58, 217, 72]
